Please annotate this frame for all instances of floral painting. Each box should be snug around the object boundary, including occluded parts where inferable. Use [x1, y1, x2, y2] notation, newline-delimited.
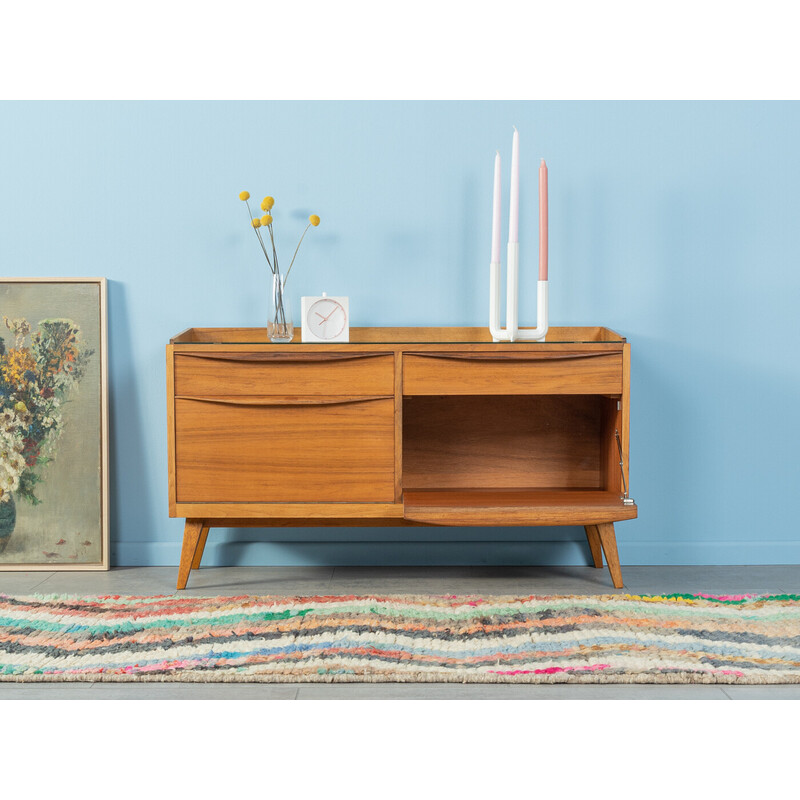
[0, 279, 107, 569]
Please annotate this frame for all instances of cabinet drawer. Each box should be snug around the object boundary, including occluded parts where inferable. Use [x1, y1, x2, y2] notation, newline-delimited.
[175, 396, 395, 502]
[403, 351, 622, 395]
[174, 352, 394, 396]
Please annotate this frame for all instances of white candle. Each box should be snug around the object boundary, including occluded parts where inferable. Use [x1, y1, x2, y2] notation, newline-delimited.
[491, 151, 501, 263]
[539, 159, 548, 280]
[509, 126, 520, 243]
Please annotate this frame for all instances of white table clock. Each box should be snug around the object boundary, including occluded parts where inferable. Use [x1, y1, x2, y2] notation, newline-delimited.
[301, 293, 350, 343]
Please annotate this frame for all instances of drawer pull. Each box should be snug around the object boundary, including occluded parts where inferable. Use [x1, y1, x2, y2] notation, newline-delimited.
[178, 352, 385, 364]
[406, 351, 615, 362]
[175, 395, 390, 407]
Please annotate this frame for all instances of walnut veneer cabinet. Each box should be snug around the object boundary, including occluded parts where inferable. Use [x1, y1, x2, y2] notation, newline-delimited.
[167, 327, 637, 589]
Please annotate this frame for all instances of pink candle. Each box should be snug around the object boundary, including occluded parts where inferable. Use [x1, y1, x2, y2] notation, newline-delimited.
[509, 127, 519, 243]
[539, 158, 548, 280]
[491, 151, 501, 263]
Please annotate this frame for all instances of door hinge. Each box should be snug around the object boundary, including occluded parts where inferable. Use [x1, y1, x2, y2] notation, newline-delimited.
[615, 429, 635, 505]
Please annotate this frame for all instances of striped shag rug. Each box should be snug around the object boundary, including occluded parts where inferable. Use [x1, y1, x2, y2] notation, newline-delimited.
[1, 592, 799, 684]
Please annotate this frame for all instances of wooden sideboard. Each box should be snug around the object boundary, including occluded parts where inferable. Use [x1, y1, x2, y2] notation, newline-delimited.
[167, 327, 637, 589]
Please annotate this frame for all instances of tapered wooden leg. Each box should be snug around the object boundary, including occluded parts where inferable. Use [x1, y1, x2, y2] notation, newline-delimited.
[191, 526, 210, 570]
[584, 525, 603, 568]
[177, 519, 205, 590]
[596, 522, 623, 589]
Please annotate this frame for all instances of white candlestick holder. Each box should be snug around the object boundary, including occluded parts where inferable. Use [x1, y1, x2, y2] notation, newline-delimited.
[489, 242, 549, 342]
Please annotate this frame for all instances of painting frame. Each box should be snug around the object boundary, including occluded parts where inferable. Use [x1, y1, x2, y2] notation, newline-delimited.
[0, 277, 109, 571]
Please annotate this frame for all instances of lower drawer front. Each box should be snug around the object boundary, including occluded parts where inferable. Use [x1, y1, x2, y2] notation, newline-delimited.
[175, 397, 395, 502]
[403, 352, 623, 394]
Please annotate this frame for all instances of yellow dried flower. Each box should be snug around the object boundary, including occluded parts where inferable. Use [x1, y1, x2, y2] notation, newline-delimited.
[239, 191, 250, 201]
[261, 214, 273, 226]
[251, 218, 262, 228]
[261, 196, 275, 211]
[14, 401, 27, 414]
[309, 215, 320, 227]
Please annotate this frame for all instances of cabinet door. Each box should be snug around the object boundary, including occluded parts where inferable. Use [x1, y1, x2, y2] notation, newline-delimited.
[175, 396, 395, 502]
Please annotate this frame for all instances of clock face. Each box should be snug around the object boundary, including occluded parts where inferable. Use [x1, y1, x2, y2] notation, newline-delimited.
[306, 297, 347, 340]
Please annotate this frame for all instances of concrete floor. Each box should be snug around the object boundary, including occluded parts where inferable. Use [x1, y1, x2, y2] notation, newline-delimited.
[1, 564, 798, 700]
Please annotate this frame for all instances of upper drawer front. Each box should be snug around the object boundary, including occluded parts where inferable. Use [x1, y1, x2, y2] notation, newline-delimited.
[174, 352, 394, 396]
[403, 351, 623, 395]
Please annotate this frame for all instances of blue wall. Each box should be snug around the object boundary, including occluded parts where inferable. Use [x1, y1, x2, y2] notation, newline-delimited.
[2, 101, 798, 566]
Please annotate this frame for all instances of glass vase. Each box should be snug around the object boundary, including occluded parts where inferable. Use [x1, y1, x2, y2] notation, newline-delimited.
[268, 271, 294, 343]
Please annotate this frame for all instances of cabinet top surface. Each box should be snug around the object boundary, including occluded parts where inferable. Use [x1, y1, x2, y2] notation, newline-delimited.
[170, 326, 625, 346]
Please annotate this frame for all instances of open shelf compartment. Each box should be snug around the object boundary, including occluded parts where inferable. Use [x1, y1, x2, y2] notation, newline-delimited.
[401, 394, 636, 525]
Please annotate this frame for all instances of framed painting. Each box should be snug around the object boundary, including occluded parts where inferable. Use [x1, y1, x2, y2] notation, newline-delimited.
[0, 278, 108, 570]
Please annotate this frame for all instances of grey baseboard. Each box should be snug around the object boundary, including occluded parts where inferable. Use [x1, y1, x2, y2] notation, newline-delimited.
[112, 538, 800, 567]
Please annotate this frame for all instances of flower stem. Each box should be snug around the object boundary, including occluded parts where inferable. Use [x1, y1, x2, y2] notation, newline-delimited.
[264, 224, 286, 329]
[245, 199, 274, 272]
[284, 223, 312, 286]
[266, 222, 280, 274]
